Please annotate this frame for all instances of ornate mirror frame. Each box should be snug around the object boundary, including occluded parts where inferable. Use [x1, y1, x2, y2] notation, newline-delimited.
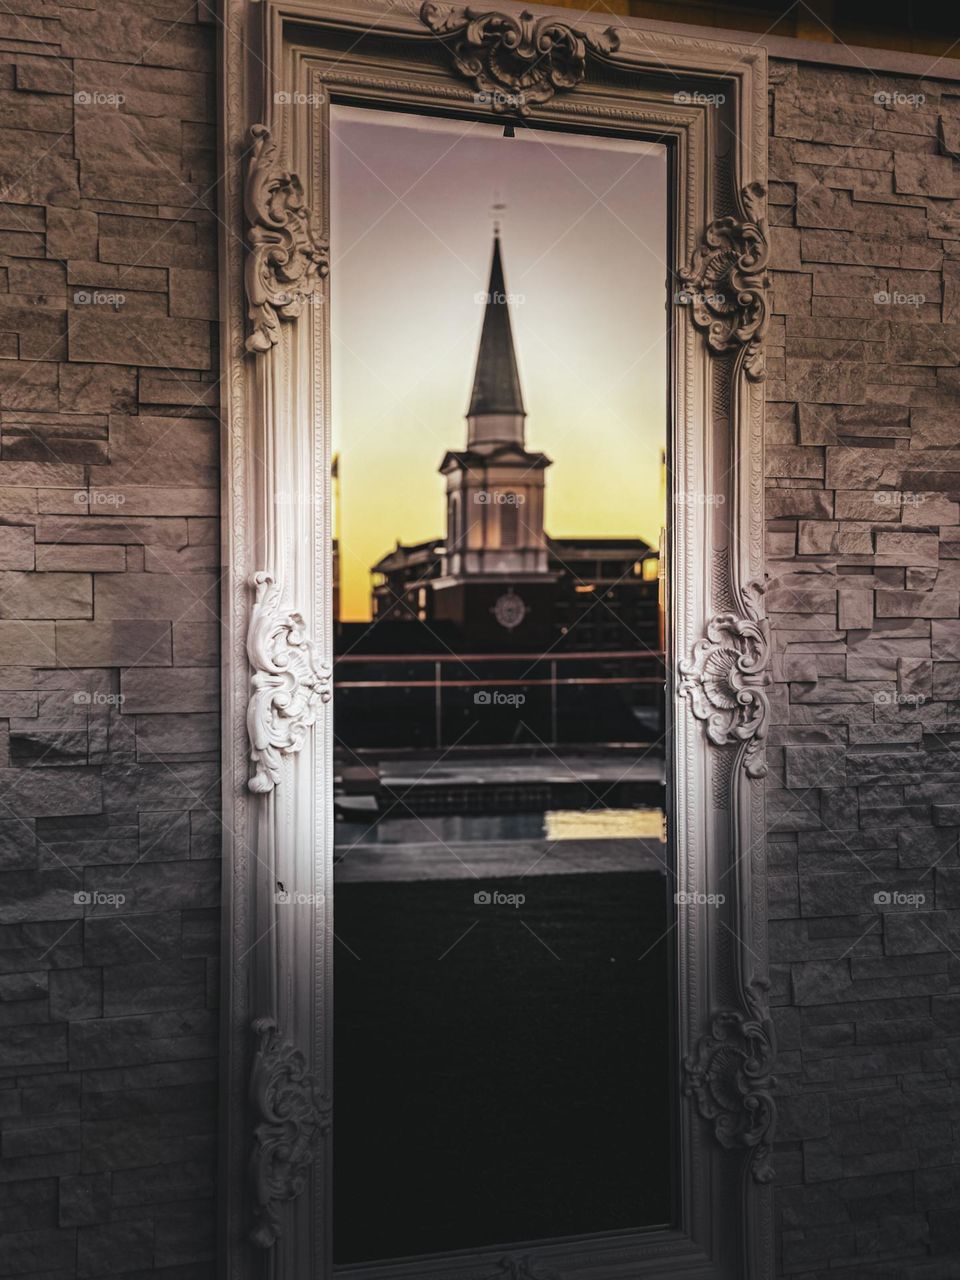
[217, 3, 772, 1277]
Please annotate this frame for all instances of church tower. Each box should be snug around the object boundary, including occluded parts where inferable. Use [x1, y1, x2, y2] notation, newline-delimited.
[436, 232, 552, 587]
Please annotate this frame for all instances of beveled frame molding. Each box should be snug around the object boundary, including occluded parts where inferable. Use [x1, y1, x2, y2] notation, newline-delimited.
[217, 3, 771, 1278]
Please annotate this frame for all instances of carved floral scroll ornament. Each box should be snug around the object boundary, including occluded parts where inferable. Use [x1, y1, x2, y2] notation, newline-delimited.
[683, 982, 777, 1183]
[680, 182, 771, 381]
[420, 3, 619, 115]
[246, 572, 331, 793]
[249, 1018, 328, 1248]
[244, 123, 328, 353]
[678, 579, 771, 780]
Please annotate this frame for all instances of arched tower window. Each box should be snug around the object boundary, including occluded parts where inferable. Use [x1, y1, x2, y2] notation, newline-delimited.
[448, 491, 462, 549]
[500, 495, 519, 547]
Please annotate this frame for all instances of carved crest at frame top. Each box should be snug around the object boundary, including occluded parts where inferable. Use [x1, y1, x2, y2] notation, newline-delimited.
[419, 3, 619, 115]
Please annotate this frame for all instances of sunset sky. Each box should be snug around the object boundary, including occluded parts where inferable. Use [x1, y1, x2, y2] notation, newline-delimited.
[330, 107, 667, 622]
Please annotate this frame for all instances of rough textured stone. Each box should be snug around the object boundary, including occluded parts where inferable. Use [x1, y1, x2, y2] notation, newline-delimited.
[58, 1172, 111, 1227]
[55, 620, 171, 668]
[931, 621, 960, 661]
[0, 9, 220, 1266]
[0, 526, 35, 571]
[0, 572, 91, 620]
[169, 268, 218, 320]
[1, 26, 960, 1280]
[35, 546, 125, 573]
[875, 533, 940, 567]
[86, 415, 217, 489]
[895, 153, 960, 199]
[94, 573, 217, 623]
[102, 960, 206, 1016]
[76, 1219, 153, 1276]
[838, 589, 873, 631]
[0, 768, 101, 818]
[769, 56, 960, 1280]
[876, 590, 957, 618]
[172, 622, 217, 666]
[120, 668, 216, 715]
[839, 488, 926, 524]
[34, 516, 190, 546]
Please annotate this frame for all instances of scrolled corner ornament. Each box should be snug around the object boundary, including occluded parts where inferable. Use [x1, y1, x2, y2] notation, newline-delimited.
[246, 571, 331, 794]
[678, 579, 771, 780]
[419, 3, 619, 116]
[680, 181, 770, 382]
[244, 123, 329, 353]
[248, 1017, 328, 1249]
[683, 983, 777, 1184]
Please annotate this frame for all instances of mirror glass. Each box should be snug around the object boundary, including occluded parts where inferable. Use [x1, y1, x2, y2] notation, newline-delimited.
[330, 105, 671, 1265]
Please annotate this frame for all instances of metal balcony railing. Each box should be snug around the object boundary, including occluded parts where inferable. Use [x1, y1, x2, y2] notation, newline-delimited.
[333, 650, 666, 749]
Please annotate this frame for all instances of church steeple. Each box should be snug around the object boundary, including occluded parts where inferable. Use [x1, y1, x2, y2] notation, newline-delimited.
[467, 233, 526, 447]
[437, 227, 552, 588]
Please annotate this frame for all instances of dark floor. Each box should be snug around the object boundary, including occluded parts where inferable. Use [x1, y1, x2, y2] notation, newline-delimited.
[333, 869, 674, 1263]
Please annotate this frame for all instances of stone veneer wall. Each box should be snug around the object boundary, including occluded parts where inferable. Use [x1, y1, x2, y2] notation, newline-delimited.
[2, 4, 960, 1278]
[0, 2, 220, 1276]
[766, 58, 960, 1280]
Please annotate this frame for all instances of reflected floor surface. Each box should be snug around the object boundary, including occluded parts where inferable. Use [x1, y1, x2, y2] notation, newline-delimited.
[334, 869, 673, 1263]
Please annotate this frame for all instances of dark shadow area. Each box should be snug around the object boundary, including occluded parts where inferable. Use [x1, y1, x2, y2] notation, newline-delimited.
[333, 870, 672, 1262]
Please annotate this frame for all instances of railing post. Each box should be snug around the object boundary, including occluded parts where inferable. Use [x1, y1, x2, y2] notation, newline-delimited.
[550, 659, 558, 746]
[435, 660, 442, 748]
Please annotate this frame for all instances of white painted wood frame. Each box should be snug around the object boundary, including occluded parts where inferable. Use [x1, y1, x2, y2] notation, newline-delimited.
[217, 4, 773, 1277]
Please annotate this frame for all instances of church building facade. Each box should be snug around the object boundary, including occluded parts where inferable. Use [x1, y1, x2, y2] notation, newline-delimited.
[370, 234, 660, 654]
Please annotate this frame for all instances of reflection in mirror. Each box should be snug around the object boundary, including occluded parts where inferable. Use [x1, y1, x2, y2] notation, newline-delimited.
[330, 106, 670, 1266]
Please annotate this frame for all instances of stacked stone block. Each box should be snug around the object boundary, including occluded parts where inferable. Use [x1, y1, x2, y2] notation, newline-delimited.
[3, 3, 960, 1277]
[767, 58, 960, 1280]
[0, 2, 220, 1276]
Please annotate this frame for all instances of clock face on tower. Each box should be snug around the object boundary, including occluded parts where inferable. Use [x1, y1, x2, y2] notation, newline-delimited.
[492, 588, 527, 631]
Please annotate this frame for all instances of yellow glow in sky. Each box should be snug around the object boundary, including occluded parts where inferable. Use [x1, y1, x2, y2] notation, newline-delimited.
[331, 108, 668, 622]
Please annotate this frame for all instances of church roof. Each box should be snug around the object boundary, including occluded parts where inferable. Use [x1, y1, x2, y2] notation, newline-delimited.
[549, 536, 653, 555]
[439, 445, 551, 474]
[468, 234, 526, 418]
[372, 538, 443, 573]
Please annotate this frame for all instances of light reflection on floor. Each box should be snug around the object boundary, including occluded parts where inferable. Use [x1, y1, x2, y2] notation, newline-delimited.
[335, 807, 665, 848]
[544, 807, 665, 842]
[332, 806, 668, 881]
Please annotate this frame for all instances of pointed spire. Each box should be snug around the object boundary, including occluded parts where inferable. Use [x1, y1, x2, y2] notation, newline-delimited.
[468, 232, 526, 423]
